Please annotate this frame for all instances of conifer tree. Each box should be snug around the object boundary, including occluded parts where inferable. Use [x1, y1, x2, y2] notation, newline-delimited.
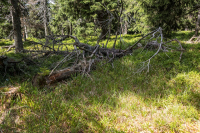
[135, 0, 198, 36]
[51, 0, 126, 38]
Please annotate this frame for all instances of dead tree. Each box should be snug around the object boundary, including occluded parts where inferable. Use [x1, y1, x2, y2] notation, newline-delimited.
[28, 27, 184, 88]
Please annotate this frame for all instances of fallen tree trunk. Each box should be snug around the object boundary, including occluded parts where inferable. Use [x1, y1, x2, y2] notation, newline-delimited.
[32, 59, 97, 88]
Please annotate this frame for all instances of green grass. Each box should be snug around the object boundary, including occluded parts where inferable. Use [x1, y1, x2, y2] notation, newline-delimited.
[1, 31, 200, 132]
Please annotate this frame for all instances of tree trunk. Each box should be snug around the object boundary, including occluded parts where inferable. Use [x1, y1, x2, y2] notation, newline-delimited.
[25, 25, 28, 39]
[44, 0, 48, 36]
[23, 29, 26, 41]
[97, 11, 108, 41]
[123, 20, 128, 35]
[100, 25, 108, 40]
[195, 9, 200, 36]
[24, 18, 28, 39]
[10, 0, 23, 53]
[70, 23, 72, 35]
[9, 35, 12, 41]
[62, 26, 64, 35]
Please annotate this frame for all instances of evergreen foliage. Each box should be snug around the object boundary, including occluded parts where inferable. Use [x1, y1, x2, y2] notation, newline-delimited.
[0, 1, 12, 39]
[134, 0, 199, 36]
[50, 0, 125, 37]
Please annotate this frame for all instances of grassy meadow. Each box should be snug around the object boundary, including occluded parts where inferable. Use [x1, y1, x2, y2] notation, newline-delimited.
[1, 31, 200, 132]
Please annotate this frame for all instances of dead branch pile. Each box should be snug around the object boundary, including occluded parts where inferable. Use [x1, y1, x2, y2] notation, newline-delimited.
[1, 27, 184, 87]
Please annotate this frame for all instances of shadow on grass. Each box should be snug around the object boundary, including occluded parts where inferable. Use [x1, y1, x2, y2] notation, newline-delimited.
[122, 34, 142, 40]
[171, 31, 195, 41]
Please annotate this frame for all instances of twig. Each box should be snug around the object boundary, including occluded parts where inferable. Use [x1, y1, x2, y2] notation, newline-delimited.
[49, 53, 74, 76]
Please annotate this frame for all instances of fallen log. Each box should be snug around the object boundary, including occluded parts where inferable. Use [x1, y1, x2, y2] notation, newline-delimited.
[32, 59, 97, 88]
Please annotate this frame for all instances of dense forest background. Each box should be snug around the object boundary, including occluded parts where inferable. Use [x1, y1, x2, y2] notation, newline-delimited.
[0, 0, 200, 44]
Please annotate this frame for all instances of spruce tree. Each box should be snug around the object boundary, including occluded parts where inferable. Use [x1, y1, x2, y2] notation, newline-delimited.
[51, 0, 126, 38]
[134, 0, 198, 36]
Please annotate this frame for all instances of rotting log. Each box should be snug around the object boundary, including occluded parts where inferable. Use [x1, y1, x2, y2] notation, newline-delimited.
[32, 59, 97, 88]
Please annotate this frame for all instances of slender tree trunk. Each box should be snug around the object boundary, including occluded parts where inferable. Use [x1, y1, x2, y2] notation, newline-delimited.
[121, 19, 123, 34]
[44, 0, 48, 36]
[9, 10, 13, 41]
[123, 20, 128, 35]
[9, 34, 12, 41]
[24, 25, 28, 39]
[120, 18, 128, 35]
[195, 9, 200, 36]
[23, 18, 28, 39]
[70, 23, 72, 35]
[100, 25, 108, 40]
[61, 26, 64, 35]
[23, 29, 26, 41]
[10, 0, 23, 53]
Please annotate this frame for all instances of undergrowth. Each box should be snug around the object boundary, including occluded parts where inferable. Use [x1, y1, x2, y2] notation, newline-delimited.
[1, 31, 200, 132]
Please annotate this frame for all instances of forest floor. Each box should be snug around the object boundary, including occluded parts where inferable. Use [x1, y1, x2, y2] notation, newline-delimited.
[1, 31, 200, 132]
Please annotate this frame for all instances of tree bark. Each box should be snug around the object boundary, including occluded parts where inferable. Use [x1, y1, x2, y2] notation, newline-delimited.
[70, 23, 72, 35]
[195, 9, 200, 36]
[123, 20, 128, 35]
[44, 0, 48, 36]
[10, 0, 23, 53]
[23, 29, 26, 41]
[97, 11, 108, 41]
[99, 25, 108, 40]
[24, 18, 28, 39]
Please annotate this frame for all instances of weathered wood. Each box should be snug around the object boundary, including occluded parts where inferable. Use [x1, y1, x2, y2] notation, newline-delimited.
[31, 28, 184, 87]
[1, 44, 15, 52]
[30, 34, 137, 87]
[32, 59, 96, 87]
